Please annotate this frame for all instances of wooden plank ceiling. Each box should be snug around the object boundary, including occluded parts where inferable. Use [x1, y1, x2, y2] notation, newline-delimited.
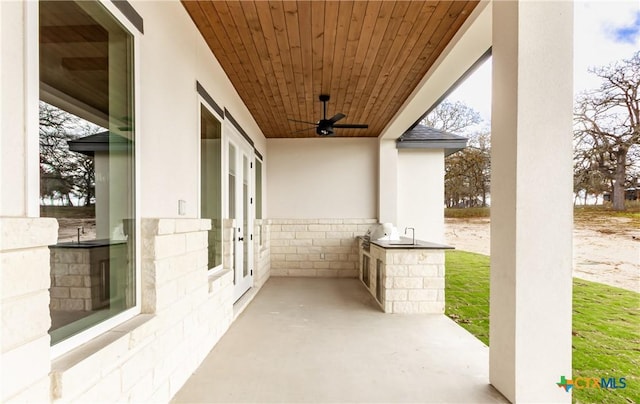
[182, 1, 478, 138]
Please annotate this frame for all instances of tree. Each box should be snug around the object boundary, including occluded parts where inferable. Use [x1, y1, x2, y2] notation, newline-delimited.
[423, 101, 491, 207]
[574, 51, 640, 211]
[443, 132, 491, 208]
[422, 100, 481, 133]
[573, 153, 608, 205]
[39, 102, 98, 206]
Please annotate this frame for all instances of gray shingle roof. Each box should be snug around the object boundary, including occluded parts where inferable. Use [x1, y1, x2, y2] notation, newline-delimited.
[396, 125, 468, 156]
[67, 131, 132, 156]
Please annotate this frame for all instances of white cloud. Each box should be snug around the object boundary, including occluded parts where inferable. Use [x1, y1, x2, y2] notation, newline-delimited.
[574, 0, 640, 93]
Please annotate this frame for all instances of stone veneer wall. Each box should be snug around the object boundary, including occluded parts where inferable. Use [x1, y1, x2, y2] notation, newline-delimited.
[1, 218, 58, 402]
[1, 216, 271, 403]
[254, 219, 271, 288]
[270, 219, 376, 277]
[368, 244, 445, 314]
[47, 218, 235, 402]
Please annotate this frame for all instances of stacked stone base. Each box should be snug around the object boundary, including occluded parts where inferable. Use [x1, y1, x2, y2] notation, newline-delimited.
[360, 242, 445, 314]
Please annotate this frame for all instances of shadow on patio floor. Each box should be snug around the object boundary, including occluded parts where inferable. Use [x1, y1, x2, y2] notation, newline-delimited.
[172, 277, 507, 403]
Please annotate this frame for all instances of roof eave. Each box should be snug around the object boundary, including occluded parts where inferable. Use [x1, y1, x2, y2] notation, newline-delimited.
[396, 139, 468, 156]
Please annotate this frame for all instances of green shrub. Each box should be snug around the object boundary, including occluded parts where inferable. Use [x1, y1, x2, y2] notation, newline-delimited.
[444, 207, 490, 218]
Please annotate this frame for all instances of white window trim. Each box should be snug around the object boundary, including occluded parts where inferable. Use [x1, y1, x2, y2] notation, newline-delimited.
[45, 0, 143, 359]
[198, 97, 225, 274]
[254, 157, 265, 250]
[25, 0, 40, 217]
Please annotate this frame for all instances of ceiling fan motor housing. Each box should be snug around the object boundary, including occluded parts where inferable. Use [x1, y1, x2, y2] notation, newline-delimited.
[317, 126, 334, 136]
[287, 94, 367, 136]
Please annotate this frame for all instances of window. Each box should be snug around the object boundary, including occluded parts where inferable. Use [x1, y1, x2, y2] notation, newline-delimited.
[39, 0, 136, 346]
[255, 159, 263, 220]
[255, 158, 264, 247]
[200, 105, 222, 270]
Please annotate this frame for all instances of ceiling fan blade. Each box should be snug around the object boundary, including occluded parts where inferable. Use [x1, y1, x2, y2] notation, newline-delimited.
[290, 127, 317, 135]
[328, 113, 346, 124]
[288, 118, 318, 126]
[333, 123, 369, 129]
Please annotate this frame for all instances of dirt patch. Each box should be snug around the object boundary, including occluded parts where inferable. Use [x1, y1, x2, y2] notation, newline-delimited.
[56, 218, 97, 243]
[445, 217, 639, 293]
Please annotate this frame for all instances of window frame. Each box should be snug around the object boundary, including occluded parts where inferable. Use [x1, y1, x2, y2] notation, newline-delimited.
[39, 0, 142, 359]
[254, 156, 264, 248]
[198, 98, 225, 274]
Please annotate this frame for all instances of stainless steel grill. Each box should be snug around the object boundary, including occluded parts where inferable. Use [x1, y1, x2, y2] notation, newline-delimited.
[362, 223, 399, 252]
[362, 233, 371, 252]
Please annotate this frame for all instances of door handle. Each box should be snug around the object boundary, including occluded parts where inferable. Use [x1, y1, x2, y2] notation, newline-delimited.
[238, 237, 244, 241]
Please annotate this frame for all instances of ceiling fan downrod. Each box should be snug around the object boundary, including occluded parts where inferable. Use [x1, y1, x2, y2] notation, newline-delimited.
[319, 94, 330, 120]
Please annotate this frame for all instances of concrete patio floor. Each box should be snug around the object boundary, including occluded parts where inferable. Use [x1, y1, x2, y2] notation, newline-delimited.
[172, 277, 507, 403]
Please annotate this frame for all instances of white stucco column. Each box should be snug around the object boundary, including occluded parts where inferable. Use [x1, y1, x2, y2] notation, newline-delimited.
[1, 1, 39, 217]
[490, 1, 573, 403]
[397, 149, 444, 243]
[378, 139, 398, 224]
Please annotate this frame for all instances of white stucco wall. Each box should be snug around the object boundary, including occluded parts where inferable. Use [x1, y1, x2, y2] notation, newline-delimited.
[378, 140, 399, 224]
[0, 1, 267, 219]
[1, 2, 30, 217]
[267, 138, 377, 219]
[134, 1, 266, 219]
[397, 149, 445, 244]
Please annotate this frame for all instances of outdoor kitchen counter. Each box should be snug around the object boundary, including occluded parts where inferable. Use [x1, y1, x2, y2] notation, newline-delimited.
[371, 237, 454, 250]
[359, 236, 450, 314]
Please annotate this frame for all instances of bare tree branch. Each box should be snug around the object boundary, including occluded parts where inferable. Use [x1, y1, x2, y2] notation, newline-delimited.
[574, 51, 640, 210]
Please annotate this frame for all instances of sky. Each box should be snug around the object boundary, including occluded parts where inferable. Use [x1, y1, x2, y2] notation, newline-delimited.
[446, 1, 640, 128]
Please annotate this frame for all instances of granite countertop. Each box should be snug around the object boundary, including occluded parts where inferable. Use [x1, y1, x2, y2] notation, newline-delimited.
[50, 239, 127, 249]
[370, 236, 454, 250]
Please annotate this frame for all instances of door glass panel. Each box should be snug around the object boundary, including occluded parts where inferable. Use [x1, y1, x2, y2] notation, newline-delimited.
[39, 0, 136, 345]
[255, 159, 262, 220]
[228, 144, 236, 284]
[243, 155, 249, 277]
[200, 105, 222, 269]
[227, 133, 253, 301]
[228, 144, 236, 220]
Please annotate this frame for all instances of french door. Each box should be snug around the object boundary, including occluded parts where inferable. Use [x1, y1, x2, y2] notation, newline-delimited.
[226, 126, 254, 301]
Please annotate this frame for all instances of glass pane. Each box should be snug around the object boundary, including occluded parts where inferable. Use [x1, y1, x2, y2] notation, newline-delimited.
[228, 144, 236, 284]
[40, 0, 135, 345]
[255, 160, 262, 220]
[228, 144, 236, 220]
[243, 155, 249, 277]
[200, 105, 222, 269]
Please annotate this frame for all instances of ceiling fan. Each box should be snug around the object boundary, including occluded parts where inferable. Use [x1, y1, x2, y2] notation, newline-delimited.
[289, 94, 369, 136]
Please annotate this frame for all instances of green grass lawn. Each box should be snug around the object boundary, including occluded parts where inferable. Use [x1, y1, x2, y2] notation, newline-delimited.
[41, 205, 95, 218]
[444, 207, 490, 218]
[445, 250, 640, 404]
[445, 203, 640, 220]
